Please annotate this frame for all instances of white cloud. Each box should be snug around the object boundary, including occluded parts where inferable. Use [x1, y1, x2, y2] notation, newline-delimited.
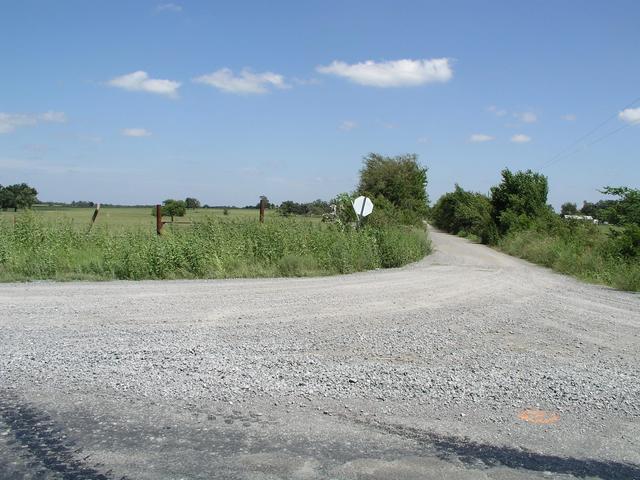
[417, 136, 429, 144]
[514, 112, 537, 123]
[316, 58, 452, 87]
[156, 3, 182, 12]
[511, 134, 531, 143]
[122, 128, 151, 137]
[561, 114, 576, 121]
[619, 107, 640, 124]
[107, 71, 181, 98]
[193, 68, 289, 94]
[339, 120, 357, 131]
[469, 133, 494, 143]
[0, 111, 66, 134]
[487, 105, 507, 117]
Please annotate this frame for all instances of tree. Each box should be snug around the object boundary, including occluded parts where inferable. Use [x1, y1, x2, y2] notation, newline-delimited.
[0, 185, 13, 211]
[185, 197, 201, 209]
[279, 200, 306, 216]
[0, 183, 38, 211]
[560, 202, 578, 216]
[357, 153, 429, 222]
[490, 169, 549, 234]
[431, 185, 497, 243]
[600, 186, 640, 226]
[580, 201, 597, 217]
[308, 199, 330, 215]
[162, 199, 186, 221]
[257, 195, 275, 209]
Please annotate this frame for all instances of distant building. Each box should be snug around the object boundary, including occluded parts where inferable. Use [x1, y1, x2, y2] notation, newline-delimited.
[563, 214, 599, 224]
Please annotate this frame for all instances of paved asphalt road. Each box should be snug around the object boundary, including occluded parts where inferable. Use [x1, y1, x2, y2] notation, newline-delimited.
[1, 228, 639, 479]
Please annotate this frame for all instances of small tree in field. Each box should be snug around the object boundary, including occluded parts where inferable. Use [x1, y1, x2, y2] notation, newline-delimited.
[0, 183, 38, 211]
[185, 197, 201, 209]
[162, 199, 186, 221]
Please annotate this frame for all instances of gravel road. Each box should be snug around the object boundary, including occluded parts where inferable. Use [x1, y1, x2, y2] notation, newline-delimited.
[1, 227, 639, 479]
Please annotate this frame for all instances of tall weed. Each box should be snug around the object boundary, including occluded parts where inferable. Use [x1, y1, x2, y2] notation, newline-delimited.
[0, 215, 431, 281]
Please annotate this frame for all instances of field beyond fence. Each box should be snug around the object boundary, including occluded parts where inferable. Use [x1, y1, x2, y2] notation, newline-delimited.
[0, 209, 430, 281]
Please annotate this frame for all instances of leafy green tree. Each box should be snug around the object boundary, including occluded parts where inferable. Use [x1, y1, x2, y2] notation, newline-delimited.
[307, 199, 330, 216]
[357, 153, 429, 222]
[560, 202, 578, 216]
[600, 186, 640, 226]
[580, 201, 597, 217]
[0, 185, 13, 211]
[162, 199, 186, 221]
[490, 169, 549, 234]
[185, 197, 201, 209]
[0, 183, 38, 211]
[432, 185, 497, 243]
[255, 196, 274, 209]
[279, 200, 307, 216]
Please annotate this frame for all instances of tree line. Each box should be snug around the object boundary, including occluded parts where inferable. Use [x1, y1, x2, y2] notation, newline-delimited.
[430, 170, 639, 289]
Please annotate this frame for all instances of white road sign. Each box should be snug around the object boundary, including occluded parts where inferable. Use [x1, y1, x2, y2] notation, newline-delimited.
[352, 196, 374, 217]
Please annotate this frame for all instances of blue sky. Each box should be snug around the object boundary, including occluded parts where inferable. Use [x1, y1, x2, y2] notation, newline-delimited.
[1, 0, 638, 208]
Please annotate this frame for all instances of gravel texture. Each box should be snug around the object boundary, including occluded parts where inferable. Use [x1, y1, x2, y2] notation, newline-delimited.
[0, 227, 639, 479]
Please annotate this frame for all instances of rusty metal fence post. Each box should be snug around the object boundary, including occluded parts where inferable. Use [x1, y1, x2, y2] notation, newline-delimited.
[259, 197, 265, 223]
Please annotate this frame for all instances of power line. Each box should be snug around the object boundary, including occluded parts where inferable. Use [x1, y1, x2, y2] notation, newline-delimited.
[540, 95, 640, 170]
[542, 122, 635, 168]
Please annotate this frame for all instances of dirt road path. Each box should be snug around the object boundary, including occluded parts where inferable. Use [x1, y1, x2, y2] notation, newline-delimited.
[1, 228, 639, 479]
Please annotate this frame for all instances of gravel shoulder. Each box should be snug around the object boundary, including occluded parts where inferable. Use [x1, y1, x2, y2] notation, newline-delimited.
[1, 227, 639, 479]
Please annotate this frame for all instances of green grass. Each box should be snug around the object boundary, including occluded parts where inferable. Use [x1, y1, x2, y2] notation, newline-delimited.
[498, 224, 640, 292]
[0, 211, 431, 281]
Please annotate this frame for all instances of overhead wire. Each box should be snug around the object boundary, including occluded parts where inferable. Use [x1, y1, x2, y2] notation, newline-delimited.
[539, 96, 640, 170]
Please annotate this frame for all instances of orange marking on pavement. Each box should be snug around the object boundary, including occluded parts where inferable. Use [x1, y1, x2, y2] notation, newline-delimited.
[517, 409, 560, 425]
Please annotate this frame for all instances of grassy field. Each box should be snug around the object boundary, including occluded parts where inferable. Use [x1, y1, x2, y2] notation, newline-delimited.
[0, 206, 273, 230]
[0, 208, 430, 281]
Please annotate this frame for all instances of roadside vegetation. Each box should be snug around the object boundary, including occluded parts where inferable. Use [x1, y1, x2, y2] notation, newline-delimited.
[0, 154, 432, 281]
[432, 170, 640, 291]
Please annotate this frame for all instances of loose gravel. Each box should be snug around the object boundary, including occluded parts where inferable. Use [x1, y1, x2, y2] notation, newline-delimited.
[1, 227, 639, 479]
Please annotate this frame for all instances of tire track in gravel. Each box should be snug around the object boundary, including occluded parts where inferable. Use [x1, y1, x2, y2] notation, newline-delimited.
[0, 390, 119, 480]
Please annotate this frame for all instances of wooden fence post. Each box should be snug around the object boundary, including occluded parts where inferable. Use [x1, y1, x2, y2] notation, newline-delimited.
[259, 197, 266, 223]
[156, 204, 163, 235]
[88, 203, 100, 232]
